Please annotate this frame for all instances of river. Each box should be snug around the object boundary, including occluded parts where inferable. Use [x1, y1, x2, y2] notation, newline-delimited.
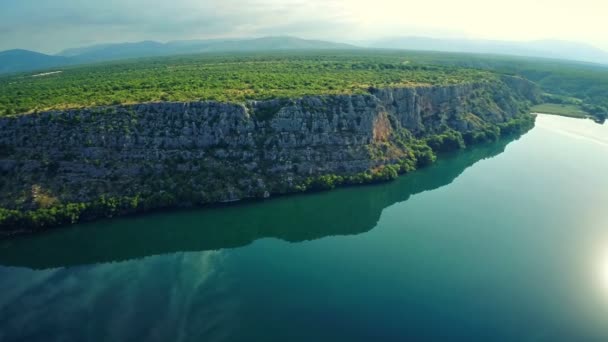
[0, 114, 607, 341]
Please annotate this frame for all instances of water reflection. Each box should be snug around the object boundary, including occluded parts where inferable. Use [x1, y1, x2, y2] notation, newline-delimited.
[595, 249, 608, 294]
[0, 251, 236, 341]
[0, 134, 525, 270]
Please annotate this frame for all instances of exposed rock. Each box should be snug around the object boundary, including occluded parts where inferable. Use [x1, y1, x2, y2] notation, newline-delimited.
[0, 77, 539, 213]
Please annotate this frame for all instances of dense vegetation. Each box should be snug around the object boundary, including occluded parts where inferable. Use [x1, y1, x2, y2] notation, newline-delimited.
[2, 50, 605, 121]
[502, 62, 608, 121]
[0, 52, 496, 116]
[405, 51, 608, 122]
[0, 48, 594, 233]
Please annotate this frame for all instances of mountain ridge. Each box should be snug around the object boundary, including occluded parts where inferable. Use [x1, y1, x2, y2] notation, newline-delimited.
[364, 36, 608, 65]
[59, 36, 357, 61]
[0, 49, 70, 74]
[1, 36, 607, 75]
[0, 36, 357, 74]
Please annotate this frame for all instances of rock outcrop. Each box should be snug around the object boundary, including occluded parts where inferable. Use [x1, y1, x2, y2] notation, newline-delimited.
[0, 76, 539, 233]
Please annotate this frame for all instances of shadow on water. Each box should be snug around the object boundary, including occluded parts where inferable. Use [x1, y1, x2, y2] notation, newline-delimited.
[0, 134, 524, 269]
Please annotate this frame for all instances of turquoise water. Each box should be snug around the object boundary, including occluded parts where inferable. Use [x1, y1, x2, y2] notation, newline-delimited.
[1, 114, 607, 341]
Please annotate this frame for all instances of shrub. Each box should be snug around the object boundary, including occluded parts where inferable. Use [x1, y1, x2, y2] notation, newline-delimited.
[426, 130, 465, 152]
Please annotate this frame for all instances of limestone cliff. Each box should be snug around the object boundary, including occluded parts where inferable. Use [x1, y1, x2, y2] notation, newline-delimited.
[0, 76, 539, 234]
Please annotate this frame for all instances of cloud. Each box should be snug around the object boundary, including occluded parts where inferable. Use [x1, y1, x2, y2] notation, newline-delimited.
[0, 0, 607, 53]
[0, 0, 352, 52]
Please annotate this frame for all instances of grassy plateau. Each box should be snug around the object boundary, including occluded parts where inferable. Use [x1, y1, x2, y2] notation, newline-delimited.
[530, 103, 590, 118]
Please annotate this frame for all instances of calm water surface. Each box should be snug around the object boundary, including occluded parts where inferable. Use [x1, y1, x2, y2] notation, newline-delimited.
[1, 114, 607, 341]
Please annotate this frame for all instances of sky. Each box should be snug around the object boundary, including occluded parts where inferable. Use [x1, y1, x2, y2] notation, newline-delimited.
[1, 0, 607, 54]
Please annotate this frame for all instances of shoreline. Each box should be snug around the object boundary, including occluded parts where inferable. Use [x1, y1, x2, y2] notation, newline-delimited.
[0, 115, 535, 239]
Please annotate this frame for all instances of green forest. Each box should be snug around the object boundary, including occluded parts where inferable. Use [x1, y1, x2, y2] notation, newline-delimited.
[406, 51, 608, 121]
[1, 50, 606, 121]
[0, 52, 495, 116]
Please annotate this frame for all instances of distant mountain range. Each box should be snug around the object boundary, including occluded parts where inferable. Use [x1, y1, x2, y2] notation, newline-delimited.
[364, 37, 608, 65]
[58, 36, 356, 62]
[0, 37, 356, 74]
[0, 50, 71, 74]
[1, 36, 607, 75]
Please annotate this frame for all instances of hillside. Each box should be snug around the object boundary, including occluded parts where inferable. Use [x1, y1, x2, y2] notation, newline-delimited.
[0, 50, 70, 74]
[0, 74, 538, 234]
[384, 50, 608, 122]
[0, 51, 545, 235]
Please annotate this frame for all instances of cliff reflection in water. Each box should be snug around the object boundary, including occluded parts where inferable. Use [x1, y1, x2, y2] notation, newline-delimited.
[0, 134, 524, 269]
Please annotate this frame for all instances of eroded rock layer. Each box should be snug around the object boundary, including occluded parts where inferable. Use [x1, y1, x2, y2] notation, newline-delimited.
[0, 76, 539, 233]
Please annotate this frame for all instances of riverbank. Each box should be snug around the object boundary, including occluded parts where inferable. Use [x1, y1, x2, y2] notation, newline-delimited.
[0, 114, 535, 238]
[0, 131, 532, 269]
[0, 77, 540, 237]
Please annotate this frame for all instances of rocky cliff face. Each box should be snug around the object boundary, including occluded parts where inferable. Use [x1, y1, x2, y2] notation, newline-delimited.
[0, 76, 539, 223]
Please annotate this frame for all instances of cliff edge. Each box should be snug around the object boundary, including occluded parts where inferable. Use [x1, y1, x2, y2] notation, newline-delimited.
[0, 76, 540, 235]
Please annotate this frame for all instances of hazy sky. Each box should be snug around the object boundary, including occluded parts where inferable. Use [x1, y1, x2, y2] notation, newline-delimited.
[1, 0, 607, 53]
